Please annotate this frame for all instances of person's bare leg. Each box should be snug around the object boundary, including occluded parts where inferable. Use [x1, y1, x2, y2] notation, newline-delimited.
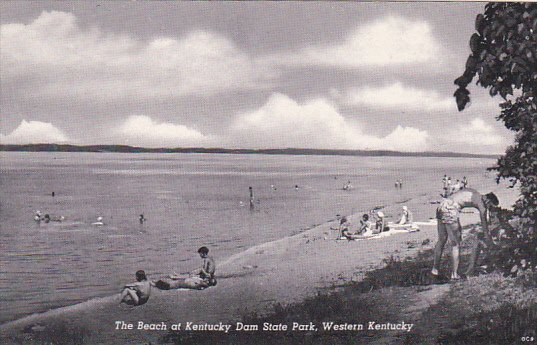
[120, 288, 139, 305]
[432, 223, 447, 275]
[451, 245, 461, 279]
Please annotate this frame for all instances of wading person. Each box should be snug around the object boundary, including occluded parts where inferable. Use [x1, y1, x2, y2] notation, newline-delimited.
[432, 188, 499, 280]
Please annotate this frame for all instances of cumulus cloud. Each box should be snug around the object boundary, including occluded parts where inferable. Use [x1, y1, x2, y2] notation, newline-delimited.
[230, 93, 428, 151]
[115, 115, 212, 147]
[335, 82, 455, 111]
[1, 11, 273, 100]
[0, 120, 69, 144]
[452, 118, 506, 146]
[267, 16, 441, 68]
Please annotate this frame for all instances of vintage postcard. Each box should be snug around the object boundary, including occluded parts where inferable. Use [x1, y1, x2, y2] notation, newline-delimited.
[1, 2, 535, 344]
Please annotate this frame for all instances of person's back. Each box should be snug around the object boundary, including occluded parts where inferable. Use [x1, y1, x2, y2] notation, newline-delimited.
[202, 255, 216, 279]
[121, 270, 152, 306]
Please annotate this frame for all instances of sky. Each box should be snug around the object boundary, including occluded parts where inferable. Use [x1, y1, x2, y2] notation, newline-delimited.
[0, 1, 514, 153]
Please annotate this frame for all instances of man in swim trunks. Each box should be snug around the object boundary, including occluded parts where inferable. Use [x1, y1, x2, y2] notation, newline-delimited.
[432, 188, 499, 280]
[193, 246, 216, 286]
[120, 270, 154, 306]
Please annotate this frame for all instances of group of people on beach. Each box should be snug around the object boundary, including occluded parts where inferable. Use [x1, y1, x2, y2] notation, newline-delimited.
[333, 176, 501, 283]
[442, 175, 468, 197]
[335, 205, 413, 240]
[120, 246, 216, 307]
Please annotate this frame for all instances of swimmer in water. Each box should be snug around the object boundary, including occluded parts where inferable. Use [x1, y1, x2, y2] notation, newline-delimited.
[92, 216, 104, 226]
[139, 214, 146, 224]
[34, 211, 42, 222]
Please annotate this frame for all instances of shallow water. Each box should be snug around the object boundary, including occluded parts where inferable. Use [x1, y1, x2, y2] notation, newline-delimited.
[0, 152, 506, 323]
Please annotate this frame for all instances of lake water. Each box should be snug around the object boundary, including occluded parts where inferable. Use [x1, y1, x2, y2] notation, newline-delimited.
[0, 152, 506, 323]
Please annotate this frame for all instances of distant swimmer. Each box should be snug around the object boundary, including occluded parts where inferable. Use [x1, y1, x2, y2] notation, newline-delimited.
[461, 176, 468, 189]
[343, 181, 353, 190]
[139, 214, 146, 224]
[120, 270, 155, 306]
[295, 185, 299, 191]
[92, 216, 104, 226]
[271, 185, 277, 191]
[34, 211, 64, 223]
[51, 191, 55, 197]
[249, 187, 255, 210]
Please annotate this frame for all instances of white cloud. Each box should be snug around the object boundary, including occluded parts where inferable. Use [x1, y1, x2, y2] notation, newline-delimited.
[230, 93, 428, 151]
[115, 115, 212, 147]
[267, 16, 441, 68]
[1, 11, 273, 100]
[452, 118, 506, 146]
[0, 120, 69, 144]
[335, 82, 455, 111]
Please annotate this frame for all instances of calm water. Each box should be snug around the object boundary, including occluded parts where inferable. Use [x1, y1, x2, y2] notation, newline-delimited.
[0, 152, 502, 323]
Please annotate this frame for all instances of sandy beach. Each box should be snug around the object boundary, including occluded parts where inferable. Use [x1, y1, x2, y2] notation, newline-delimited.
[1, 184, 517, 345]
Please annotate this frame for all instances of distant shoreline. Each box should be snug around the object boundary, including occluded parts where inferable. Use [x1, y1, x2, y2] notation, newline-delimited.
[0, 144, 498, 159]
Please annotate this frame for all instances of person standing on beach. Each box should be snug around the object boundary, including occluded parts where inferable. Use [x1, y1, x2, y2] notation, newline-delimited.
[432, 188, 499, 280]
[462, 176, 468, 189]
[249, 187, 254, 210]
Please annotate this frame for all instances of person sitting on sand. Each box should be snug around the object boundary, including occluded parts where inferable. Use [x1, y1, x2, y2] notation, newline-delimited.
[432, 188, 499, 280]
[334, 216, 350, 238]
[358, 214, 374, 235]
[120, 270, 154, 306]
[191, 246, 216, 286]
[397, 206, 413, 225]
[373, 211, 387, 233]
[163, 246, 217, 289]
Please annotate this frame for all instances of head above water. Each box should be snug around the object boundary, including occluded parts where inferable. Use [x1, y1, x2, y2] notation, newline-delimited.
[198, 246, 209, 256]
[362, 214, 369, 221]
[135, 270, 147, 281]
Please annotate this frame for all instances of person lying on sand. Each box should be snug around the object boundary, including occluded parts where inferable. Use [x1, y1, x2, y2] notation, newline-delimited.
[120, 270, 154, 306]
[432, 188, 499, 280]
